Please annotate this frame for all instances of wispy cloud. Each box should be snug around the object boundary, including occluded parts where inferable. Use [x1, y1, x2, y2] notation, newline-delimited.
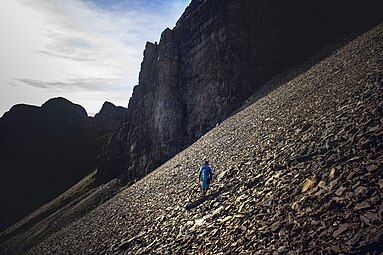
[0, 0, 189, 116]
[14, 77, 125, 92]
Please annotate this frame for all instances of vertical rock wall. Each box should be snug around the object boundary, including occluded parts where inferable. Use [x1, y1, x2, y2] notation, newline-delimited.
[96, 0, 383, 183]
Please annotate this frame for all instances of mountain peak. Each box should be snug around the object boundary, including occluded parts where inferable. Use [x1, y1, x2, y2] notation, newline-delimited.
[41, 97, 88, 118]
[92, 101, 127, 131]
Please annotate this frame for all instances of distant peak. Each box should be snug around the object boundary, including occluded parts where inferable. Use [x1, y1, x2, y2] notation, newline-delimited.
[42, 97, 73, 107]
[102, 101, 116, 108]
[98, 101, 127, 114]
[9, 103, 38, 111]
[41, 97, 88, 117]
[4, 104, 39, 118]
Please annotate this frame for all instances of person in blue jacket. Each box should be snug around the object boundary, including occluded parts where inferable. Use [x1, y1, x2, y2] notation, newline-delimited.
[199, 160, 213, 196]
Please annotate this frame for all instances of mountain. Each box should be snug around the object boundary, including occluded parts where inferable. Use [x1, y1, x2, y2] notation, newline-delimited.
[92, 101, 127, 133]
[0, 97, 126, 232]
[16, 21, 383, 255]
[96, 0, 383, 186]
[1, 0, 383, 253]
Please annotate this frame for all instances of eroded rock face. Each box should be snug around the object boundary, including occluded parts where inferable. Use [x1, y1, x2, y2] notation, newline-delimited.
[97, 0, 383, 184]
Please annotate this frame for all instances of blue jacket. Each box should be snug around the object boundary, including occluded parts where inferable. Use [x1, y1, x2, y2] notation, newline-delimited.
[199, 165, 212, 190]
[199, 165, 212, 179]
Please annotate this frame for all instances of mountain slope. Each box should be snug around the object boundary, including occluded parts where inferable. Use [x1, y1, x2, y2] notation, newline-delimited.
[0, 98, 126, 232]
[19, 22, 383, 255]
[0, 97, 95, 232]
[96, 0, 383, 185]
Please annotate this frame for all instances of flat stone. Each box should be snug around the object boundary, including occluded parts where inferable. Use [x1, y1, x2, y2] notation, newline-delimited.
[333, 223, 349, 238]
[335, 187, 347, 196]
[317, 180, 326, 189]
[330, 245, 342, 253]
[368, 125, 380, 132]
[360, 212, 380, 224]
[212, 206, 224, 216]
[355, 201, 370, 210]
[367, 164, 379, 172]
[236, 194, 248, 202]
[329, 167, 336, 179]
[194, 218, 205, 227]
[220, 216, 233, 224]
[302, 179, 314, 193]
[378, 179, 383, 189]
[354, 186, 368, 196]
[374, 129, 383, 136]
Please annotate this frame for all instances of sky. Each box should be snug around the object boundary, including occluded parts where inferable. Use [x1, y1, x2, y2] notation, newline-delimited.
[0, 0, 190, 116]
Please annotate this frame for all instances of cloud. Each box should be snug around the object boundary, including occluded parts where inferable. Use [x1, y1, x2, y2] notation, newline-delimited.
[14, 77, 125, 92]
[37, 50, 99, 62]
[0, 0, 189, 116]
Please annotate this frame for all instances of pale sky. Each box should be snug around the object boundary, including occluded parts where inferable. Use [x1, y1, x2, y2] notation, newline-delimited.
[0, 0, 190, 116]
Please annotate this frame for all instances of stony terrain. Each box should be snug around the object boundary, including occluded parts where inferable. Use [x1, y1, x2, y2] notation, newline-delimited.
[14, 22, 383, 255]
[96, 0, 383, 185]
[0, 171, 124, 254]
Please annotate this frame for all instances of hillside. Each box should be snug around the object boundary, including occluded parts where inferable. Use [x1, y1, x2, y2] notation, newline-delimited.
[96, 0, 383, 185]
[15, 22, 383, 255]
[0, 98, 126, 233]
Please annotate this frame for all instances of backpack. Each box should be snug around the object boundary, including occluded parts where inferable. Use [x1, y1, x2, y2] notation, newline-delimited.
[200, 165, 211, 177]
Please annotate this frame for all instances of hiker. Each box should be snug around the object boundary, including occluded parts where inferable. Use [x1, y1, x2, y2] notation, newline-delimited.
[199, 160, 213, 196]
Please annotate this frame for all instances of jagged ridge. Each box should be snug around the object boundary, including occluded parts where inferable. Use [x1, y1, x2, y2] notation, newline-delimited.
[23, 22, 383, 255]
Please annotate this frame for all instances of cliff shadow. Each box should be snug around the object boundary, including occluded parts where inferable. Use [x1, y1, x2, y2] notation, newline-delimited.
[234, 20, 383, 116]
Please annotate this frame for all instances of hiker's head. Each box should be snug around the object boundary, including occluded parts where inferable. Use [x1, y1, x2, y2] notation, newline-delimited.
[204, 160, 209, 165]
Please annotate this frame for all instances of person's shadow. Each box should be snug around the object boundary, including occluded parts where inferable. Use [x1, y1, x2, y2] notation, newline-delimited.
[185, 174, 264, 210]
[185, 190, 221, 210]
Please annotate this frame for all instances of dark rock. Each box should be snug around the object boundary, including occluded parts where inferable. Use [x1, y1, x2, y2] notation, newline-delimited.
[0, 98, 125, 232]
[92, 102, 127, 133]
[354, 186, 369, 197]
[360, 212, 380, 225]
[355, 201, 371, 210]
[333, 224, 350, 238]
[367, 164, 379, 172]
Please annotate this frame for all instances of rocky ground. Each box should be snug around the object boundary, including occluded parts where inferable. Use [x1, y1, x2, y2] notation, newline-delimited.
[0, 171, 124, 254]
[9, 23, 383, 254]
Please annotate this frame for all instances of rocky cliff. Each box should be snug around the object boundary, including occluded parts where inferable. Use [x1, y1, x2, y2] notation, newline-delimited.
[0, 98, 126, 232]
[18, 22, 383, 255]
[97, 0, 383, 184]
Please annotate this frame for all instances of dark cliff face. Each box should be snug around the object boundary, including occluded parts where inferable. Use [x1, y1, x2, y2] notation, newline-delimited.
[97, 0, 383, 183]
[0, 98, 126, 232]
[92, 101, 127, 134]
